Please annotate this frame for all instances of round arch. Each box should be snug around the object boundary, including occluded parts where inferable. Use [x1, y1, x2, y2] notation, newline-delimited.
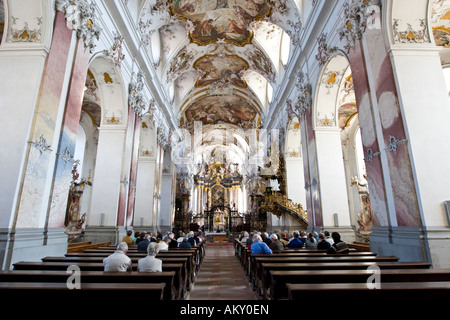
[87, 55, 128, 128]
[313, 53, 351, 130]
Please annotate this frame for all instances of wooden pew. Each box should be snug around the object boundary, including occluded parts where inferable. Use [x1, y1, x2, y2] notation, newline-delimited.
[67, 241, 111, 253]
[250, 255, 399, 290]
[68, 241, 91, 247]
[271, 268, 450, 300]
[42, 255, 188, 296]
[85, 249, 197, 284]
[13, 261, 183, 299]
[0, 281, 166, 300]
[348, 241, 371, 252]
[259, 261, 431, 299]
[286, 282, 450, 301]
[238, 243, 359, 276]
[102, 244, 204, 266]
[0, 269, 176, 300]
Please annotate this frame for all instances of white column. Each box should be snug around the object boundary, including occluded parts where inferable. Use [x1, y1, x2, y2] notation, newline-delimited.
[134, 159, 156, 227]
[315, 128, 352, 229]
[285, 157, 307, 206]
[160, 164, 175, 232]
[88, 127, 126, 227]
[390, 48, 450, 267]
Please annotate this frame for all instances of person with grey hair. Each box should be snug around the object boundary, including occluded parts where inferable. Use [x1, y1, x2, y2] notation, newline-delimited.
[158, 236, 169, 251]
[287, 231, 304, 248]
[138, 242, 162, 272]
[179, 235, 192, 248]
[103, 242, 132, 272]
[269, 233, 284, 253]
[251, 234, 272, 254]
[240, 231, 249, 244]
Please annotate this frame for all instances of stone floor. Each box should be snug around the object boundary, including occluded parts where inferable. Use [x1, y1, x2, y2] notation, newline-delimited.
[186, 244, 258, 300]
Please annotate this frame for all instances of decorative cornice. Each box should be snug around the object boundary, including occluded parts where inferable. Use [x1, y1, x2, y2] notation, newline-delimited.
[56, 0, 101, 53]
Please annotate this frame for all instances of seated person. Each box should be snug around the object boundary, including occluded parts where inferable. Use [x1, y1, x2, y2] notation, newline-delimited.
[251, 235, 273, 254]
[103, 242, 132, 272]
[138, 242, 162, 272]
[317, 233, 331, 250]
[137, 234, 151, 251]
[269, 233, 284, 253]
[179, 235, 192, 248]
[157, 237, 169, 251]
[122, 230, 134, 246]
[286, 231, 304, 248]
[168, 233, 179, 248]
[327, 232, 350, 254]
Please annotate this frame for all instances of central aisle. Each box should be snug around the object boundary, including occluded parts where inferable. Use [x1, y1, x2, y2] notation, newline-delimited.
[187, 244, 258, 300]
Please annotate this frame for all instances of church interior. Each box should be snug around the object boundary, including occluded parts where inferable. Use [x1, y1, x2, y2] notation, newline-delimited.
[1, 0, 450, 304]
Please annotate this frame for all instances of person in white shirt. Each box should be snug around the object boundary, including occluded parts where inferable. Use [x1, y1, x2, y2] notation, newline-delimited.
[103, 242, 132, 272]
[158, 237, 169, 251]
[138, 242, 162, 272]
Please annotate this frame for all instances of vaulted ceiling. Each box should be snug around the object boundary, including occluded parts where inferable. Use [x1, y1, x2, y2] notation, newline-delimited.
[133, 0, 312, 167]
[138, 0, 308, 134]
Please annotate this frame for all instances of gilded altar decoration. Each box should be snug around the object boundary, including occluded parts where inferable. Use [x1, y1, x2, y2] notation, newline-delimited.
[259, 191, 308, 228]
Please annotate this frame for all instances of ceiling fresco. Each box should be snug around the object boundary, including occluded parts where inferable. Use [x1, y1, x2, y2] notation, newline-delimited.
[194, 54, 249, 88]
[431, 0, 450, 64]
[170, 0, 271, 46]
[184, 94, 257, 129]
[138, 0, 307, 163]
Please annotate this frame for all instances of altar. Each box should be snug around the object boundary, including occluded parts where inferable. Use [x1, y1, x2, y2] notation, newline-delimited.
[205, 232, 229, 243]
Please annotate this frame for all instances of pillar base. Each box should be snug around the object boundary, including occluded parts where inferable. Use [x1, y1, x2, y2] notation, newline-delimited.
[369, 226, 428, 263]
[0, 228, 68, 270]
[425, 226, 450, 268]
[83, 226, 121, 245]
[317, 226, 356, 244]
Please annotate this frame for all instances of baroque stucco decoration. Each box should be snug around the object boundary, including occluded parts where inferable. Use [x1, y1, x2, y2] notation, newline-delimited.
[128, 70, 146, 118]
[339, 0, 381, 53]
[56, 0, 101, 53]
[288, 71, 312, 119]
[103, 31, 126, 67]
[392, 18, 430, 44]
[7, 16, 43, 42]
[315, 33, 337, 65]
